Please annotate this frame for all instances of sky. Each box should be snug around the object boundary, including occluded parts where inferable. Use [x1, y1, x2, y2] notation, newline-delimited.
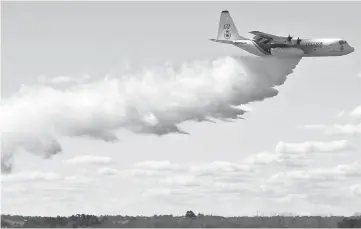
[1, 1, 361, 217]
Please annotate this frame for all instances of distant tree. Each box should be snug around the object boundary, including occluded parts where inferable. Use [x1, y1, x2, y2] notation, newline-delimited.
[185, 210, 196, 219]
[338, 217, 361, 228]
[1, 219, 12, 228]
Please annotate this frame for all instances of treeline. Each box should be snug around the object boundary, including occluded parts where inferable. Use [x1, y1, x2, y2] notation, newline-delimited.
[1, 211, 361, 228]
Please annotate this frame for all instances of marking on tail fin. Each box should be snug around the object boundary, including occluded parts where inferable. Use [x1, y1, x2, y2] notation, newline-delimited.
[223, 23, 231, 39]
[224, 30, 231, 39]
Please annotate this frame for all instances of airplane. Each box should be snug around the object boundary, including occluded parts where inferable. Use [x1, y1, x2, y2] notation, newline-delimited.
[210, 10, 355, 58]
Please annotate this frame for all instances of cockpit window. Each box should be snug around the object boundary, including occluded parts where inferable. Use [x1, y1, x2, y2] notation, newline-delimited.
[339, 40, 347, 45]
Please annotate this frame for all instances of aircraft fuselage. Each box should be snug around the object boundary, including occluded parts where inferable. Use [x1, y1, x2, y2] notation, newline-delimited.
[233, 38, 354, 57]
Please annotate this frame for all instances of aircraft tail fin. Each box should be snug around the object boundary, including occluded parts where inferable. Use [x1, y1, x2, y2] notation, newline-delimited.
[215, 10, 247, 41]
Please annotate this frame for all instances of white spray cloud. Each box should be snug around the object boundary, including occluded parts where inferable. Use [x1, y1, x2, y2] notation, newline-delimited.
[0, 55, 301, 173]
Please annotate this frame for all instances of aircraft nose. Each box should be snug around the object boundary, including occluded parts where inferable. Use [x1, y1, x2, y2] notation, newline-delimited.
[350, 46, 355, 53]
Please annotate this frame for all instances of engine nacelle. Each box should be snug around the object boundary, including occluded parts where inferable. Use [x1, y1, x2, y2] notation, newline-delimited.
[270, 47, 304, 58]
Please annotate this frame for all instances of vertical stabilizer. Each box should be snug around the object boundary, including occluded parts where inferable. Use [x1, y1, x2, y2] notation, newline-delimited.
[216, 10, 247, 41]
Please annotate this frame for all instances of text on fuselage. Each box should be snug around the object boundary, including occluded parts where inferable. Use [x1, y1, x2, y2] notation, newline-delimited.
[305, 42, 323, 47]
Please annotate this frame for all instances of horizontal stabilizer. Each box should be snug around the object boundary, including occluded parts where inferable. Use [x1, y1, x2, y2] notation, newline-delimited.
[209, 39, 238, 44]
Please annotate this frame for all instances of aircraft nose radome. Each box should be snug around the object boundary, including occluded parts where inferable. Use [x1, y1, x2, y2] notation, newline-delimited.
[350, 47, 355, 53]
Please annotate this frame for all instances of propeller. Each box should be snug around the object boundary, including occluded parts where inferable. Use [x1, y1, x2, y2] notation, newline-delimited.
[296, 37, 301, 44]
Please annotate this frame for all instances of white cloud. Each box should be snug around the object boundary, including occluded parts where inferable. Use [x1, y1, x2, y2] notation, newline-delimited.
[63, 175, 93, 184]
[97, 167, 120, 176]
[350, 105, 361, 118]
[297, 124, 327, 130]
[189, 161, 254, 178]
[1, 133, 62, 173]
[239, 104, 253, 112]
[243, 151, 308, 167]
[337, 110, 346, 118]
[299, 105, 361, 136]
[350, 184, 361, 198]
[63, 155, 112, 165]
[242, 139, 348, 169]
[159, 175, 200, 187]
[268, 161, 361, 184]
[212, 182, 256, 195]
[130, 169, 167, 178]
[134, 161, 181, 171]
[141, 187, 194, 199]
[37, 74, 91, 85]
[130, 161, 184, 178]
[275, 140, 353, 154]
[128, 160, 257, 186]
[1, 171, 62, 183]
[324, 124, 361, 135]
[298, 123, 361, 136]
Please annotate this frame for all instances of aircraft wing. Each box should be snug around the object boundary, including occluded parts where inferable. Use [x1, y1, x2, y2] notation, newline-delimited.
[249, 31, 288, 41]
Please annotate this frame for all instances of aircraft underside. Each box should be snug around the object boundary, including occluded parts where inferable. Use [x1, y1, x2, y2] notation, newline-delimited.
[253, 41, 305, 57]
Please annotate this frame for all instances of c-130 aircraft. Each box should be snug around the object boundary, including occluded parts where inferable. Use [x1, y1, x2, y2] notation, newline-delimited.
[210, 10, 355, 58]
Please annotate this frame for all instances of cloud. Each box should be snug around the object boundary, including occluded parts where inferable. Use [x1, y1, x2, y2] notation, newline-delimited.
[299, 104, 361, 136]
[130, 161, 184, 178]
[268, 161, 361, 185]
[97, 167, 120, 176]
[275, 140, 354, 154]
[159, 175, 200, 187]
[239, 104, 253, 112]
[128, 160, 255, 180]
[129, 160, 257, 187]
[141, 187, 195, 200]
[188, 161, 255, 181]
[297, 124, 327, 130]
[324, 124, 361, 135]
[134, 161, 181, 171]
[350, 184, 361, 198]
[350, 105, 361, 118]
[0, 55, 301, 173]
[298, 123, 361, 136]
[243, 151, 308, 167]
[36, 74, 92, 86]
[337, 110, 346, 118]
[264, 162, 361, 208]
[1, 133, 62, 173]
[1, 171, 62, 183]
[334, 105, 361, 119]
[242, 139, 349, 168]
[63, 155, 112, 165]
[211, 182, 258, 195]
